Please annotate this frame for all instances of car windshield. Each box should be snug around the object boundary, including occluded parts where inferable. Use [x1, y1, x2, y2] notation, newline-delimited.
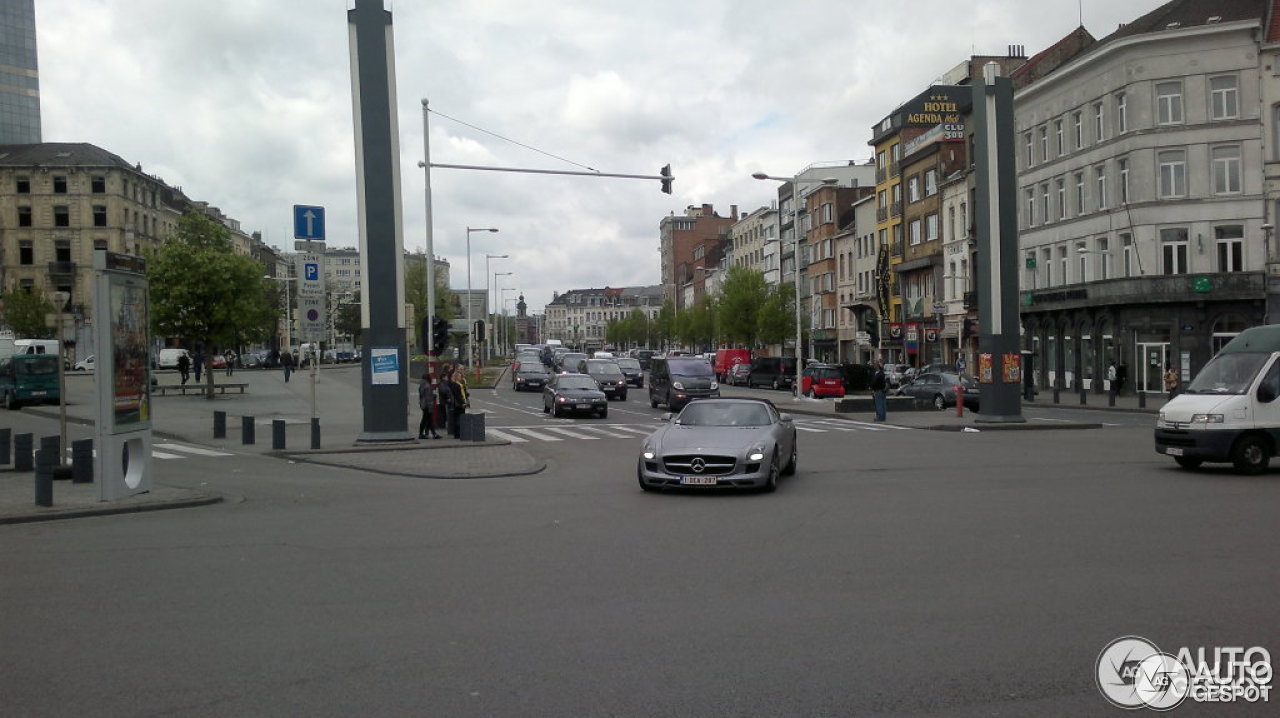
[810, 367, 842, 379]
[667, 359, 714, 377]
[1185, 352, 1269, 395]
[677, 402, 772, 427]
[17, 356, 58, 375]
[587, 362, 621, 375]
[518, 367, 547, 376]
[616, 358, 640, 370]
[557, 376, 597, 390]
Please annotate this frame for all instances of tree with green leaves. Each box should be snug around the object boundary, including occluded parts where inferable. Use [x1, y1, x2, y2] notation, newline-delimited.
[0, 287, 57, 339]
[716, 266, 769, 348]
[654, 297, 675, 350]
[148, 211, 276, 398]
[757, 282, 796, 349]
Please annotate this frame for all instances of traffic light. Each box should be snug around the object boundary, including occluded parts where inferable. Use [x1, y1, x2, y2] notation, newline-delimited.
[474, 319, 486, 342]
[864, 317, 879, 346]
[431, 316, 450, 354]
[660, 164, 673, 194]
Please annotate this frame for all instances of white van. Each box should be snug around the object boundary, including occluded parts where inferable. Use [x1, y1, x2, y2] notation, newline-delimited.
[157, 348, 190, 369]
[1155, 324, 1280, 474]
[14, 339, 60, 356]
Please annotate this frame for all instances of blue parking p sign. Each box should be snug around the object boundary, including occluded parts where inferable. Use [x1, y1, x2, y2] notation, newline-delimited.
[293, 204, 325, 240]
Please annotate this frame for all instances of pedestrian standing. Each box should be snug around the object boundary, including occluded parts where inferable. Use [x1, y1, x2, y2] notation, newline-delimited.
[193, 350, 204, 383]
[450, 370, 470, 438]
[439, 368, 461, 439]
[225, 349, 236, 376]
[176, 352, 191, 385]
[1107, 361, 1117, 393]
[870, 360, 888, 422]
[1164, 363, 1179, 400]
[281, 350, 294, 382]
[418, 372, 441, 439]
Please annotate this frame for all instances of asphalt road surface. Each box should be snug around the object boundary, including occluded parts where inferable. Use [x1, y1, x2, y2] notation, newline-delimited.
[2, 374, 1277, 716]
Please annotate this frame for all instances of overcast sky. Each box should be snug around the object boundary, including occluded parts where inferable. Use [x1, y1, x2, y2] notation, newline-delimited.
[39, 0, 1158, 315]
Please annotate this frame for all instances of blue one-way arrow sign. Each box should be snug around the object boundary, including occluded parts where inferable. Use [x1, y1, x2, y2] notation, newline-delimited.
[293, 204, 326, 240]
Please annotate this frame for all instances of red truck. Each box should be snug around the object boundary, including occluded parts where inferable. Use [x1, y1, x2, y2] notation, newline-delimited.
[713, 349, 751, 382]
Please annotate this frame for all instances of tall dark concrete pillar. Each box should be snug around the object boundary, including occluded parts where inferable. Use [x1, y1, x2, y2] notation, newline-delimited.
[973, 64, 1025, 423]
[349, 0, 412, 441]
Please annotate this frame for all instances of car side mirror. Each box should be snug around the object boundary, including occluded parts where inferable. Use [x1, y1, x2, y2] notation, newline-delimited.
[660, 412, 673, 422]
[779, 413, 793, 422]
[1259, 383, 1278, 403]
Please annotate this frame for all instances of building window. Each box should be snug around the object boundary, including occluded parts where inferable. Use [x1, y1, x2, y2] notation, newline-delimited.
[1122, 233, 1134, 277]
[1093, 102, 1104, 143]
[53, 175, 67, 193]
[1119, 158, 1130, 204]
[925, 213, 938, 242]
[1216, 225, 1244, 272]
[1095, 166, 1107, 210]
[1115, 92, 1127, 133]
[93, 239, 108, 251]
[1024, 189, 1035, 227]
[1077, 241, 1089, 282]
[1024, 132, 1034, 167]
[909, 219, 922, 246]
[1039, 126, 1048, 162]
[908, 176, 921, 203]
[93, 205, 107, 227]
[1072, 111, 1083, 149]
[1055, 119, 1064, 155]
[1211, 145, 1241, 194]
[1040, 184, 1050, 223]
[924, 169, 937, 196]
[54, 205, 69, 227]
[1210, 75, 1238, 120]
[1074, 172, 1085, 215]
[1161, 227, 1189, 275]
[91, 176, 106, 193]
[54, 239, 70, 263]
[19, 240, 32, 265]
[1056, 178, 1066, 219]
[1059, 245, 1069, 284]
[1098, 237, 1112, 279]
[1158, 150, 1186, 198]
[15, 177, 29, 194]
[1156, 81, 1183, 125]
[17, 205, 31, 227]
[1043, 248, 1053, 286]
[1026, 252, 1038, 290]
[822, 202, 833, 224]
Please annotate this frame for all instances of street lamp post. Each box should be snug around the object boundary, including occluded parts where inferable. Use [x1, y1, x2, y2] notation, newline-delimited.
[752, 172, 838, 397]
[500, 286, 517, 356]
[485, 255, 509, 361]
[466, 226, 498, 375]
[492, 271, 513, 358]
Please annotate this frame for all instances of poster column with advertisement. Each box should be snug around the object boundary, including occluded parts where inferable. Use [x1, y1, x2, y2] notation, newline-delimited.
[92, 251, 153, 501]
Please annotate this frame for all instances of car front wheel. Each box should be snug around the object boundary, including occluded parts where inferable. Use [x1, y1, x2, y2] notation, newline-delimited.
[933, 394, 946, 410]
[782, 440, 797, 476]
[762, 450, 779, 492]
[1231, 435, 1269, 475]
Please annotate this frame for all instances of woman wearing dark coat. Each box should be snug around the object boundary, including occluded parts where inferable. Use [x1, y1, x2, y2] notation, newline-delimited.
[418, 373, 441, 439]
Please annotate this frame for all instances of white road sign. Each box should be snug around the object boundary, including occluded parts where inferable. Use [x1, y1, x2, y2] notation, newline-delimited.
[296, 253, 325, 297]
[297, 294, 327, 343]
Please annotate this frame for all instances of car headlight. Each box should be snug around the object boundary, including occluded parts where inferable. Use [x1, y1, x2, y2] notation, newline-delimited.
[710, 381, 718, 390]
[748, 444, 766, 462]
[672, 381, 684, 390]
[642, 444, 656, 460]
[556, 396, 568, 402]
[1190, 413, 1224, 424]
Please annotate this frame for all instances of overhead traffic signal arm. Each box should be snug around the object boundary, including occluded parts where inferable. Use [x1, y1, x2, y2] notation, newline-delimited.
[429, 162, 674, 194]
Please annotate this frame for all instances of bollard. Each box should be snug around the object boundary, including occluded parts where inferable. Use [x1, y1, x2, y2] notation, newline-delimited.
[40, 434, 60, 465]
[1138, 391, 1147, 409]
[34, 448, 53, 507]
[310, 418, 320, 450]
[72, 439, 93, 483]
[241, 416, 255, 445]
[1109, 388, 1116, 407]
[214, 410, 226, 439]
[955, 385, 964, 417]
[470, 412, 485, 442]
[272, 420, 286, 450]
[0, 427, 9, 465]
[14, 432, 33, 472]
[459, 412, 472, 441]
[1053, 387, 1061, 404]
[1079, 388, 1087, 405]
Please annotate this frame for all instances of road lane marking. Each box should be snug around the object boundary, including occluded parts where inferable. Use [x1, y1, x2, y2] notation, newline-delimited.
[153, 443, 233, 456]
[484, 428, 528, 443]
[508, 427, 562, 442]
[542, 426, 599, 440]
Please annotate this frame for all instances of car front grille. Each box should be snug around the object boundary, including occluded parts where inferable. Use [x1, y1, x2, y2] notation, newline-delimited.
[662, 454, 737, 476]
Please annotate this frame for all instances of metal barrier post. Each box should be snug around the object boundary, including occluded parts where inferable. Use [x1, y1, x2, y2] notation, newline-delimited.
[242, 416, 255, 445]
[0, 427, 9, 465]
[1138, 391, 1147, 409]
[310, 418, 320, 450]
[34, 448, 53, 507]
[214, 410, 226, 439]
[272, 420, 286, 450]
[72, 439, 93, 483]
[955, 385, 964, 417]
[1108, 387, 1116, 407]
[1079, 387, 1087, 405]
[13, 433, 32, 472]
[1052, 387, 1060, 404]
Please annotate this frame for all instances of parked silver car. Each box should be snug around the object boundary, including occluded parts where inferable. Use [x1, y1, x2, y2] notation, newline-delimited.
[897, 371, 980, 410]
[637, 397, 797, 492]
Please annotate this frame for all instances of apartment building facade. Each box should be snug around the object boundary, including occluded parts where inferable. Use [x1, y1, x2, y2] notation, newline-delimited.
[542, 285, 663, 352]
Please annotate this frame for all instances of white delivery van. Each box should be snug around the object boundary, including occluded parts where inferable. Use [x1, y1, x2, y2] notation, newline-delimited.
[14, 339, 60, 356]
[1155, 324, 1280, 474]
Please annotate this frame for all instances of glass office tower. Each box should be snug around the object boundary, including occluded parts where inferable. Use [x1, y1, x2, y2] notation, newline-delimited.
[0, 0, 39, 144]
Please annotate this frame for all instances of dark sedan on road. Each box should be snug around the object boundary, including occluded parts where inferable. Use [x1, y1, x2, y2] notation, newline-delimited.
[543, 373, 609, 418]
[513, 364, 550, 392]
[637, 397, 797, 492]
[616, 357, 644, 388]
[897, 371, 980, 410]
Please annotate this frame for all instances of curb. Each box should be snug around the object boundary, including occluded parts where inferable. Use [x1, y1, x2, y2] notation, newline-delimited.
[0, 492, 223, 526]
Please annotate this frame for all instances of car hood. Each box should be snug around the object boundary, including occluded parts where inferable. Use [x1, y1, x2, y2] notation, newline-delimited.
[671, 375, 716, 389]
[589, 373, 625, 382]
[655, 424, 775, 453]
[556, 387, 605, 399]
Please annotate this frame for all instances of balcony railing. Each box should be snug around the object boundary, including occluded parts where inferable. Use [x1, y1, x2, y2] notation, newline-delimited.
[876, 207, 888, 222]
[48, 261, 76, 276]
[890, 200, 903, 218]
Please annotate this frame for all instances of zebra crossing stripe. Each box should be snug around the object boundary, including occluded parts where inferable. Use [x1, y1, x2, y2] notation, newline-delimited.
[153, 443, 233, 456]
[152, 450, 186, 459]
[815, 419, 910, 431]
[604, 425, 653, 436]
[578, 426, 636, 439]
[794, 425, 827, 432]
[484, 428, 528, 443]
[542, 426, 599, 440]
[508, 427, 562, 442]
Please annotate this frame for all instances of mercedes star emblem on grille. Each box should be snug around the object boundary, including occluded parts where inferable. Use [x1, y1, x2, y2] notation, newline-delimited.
[690, 457, 706, 473]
